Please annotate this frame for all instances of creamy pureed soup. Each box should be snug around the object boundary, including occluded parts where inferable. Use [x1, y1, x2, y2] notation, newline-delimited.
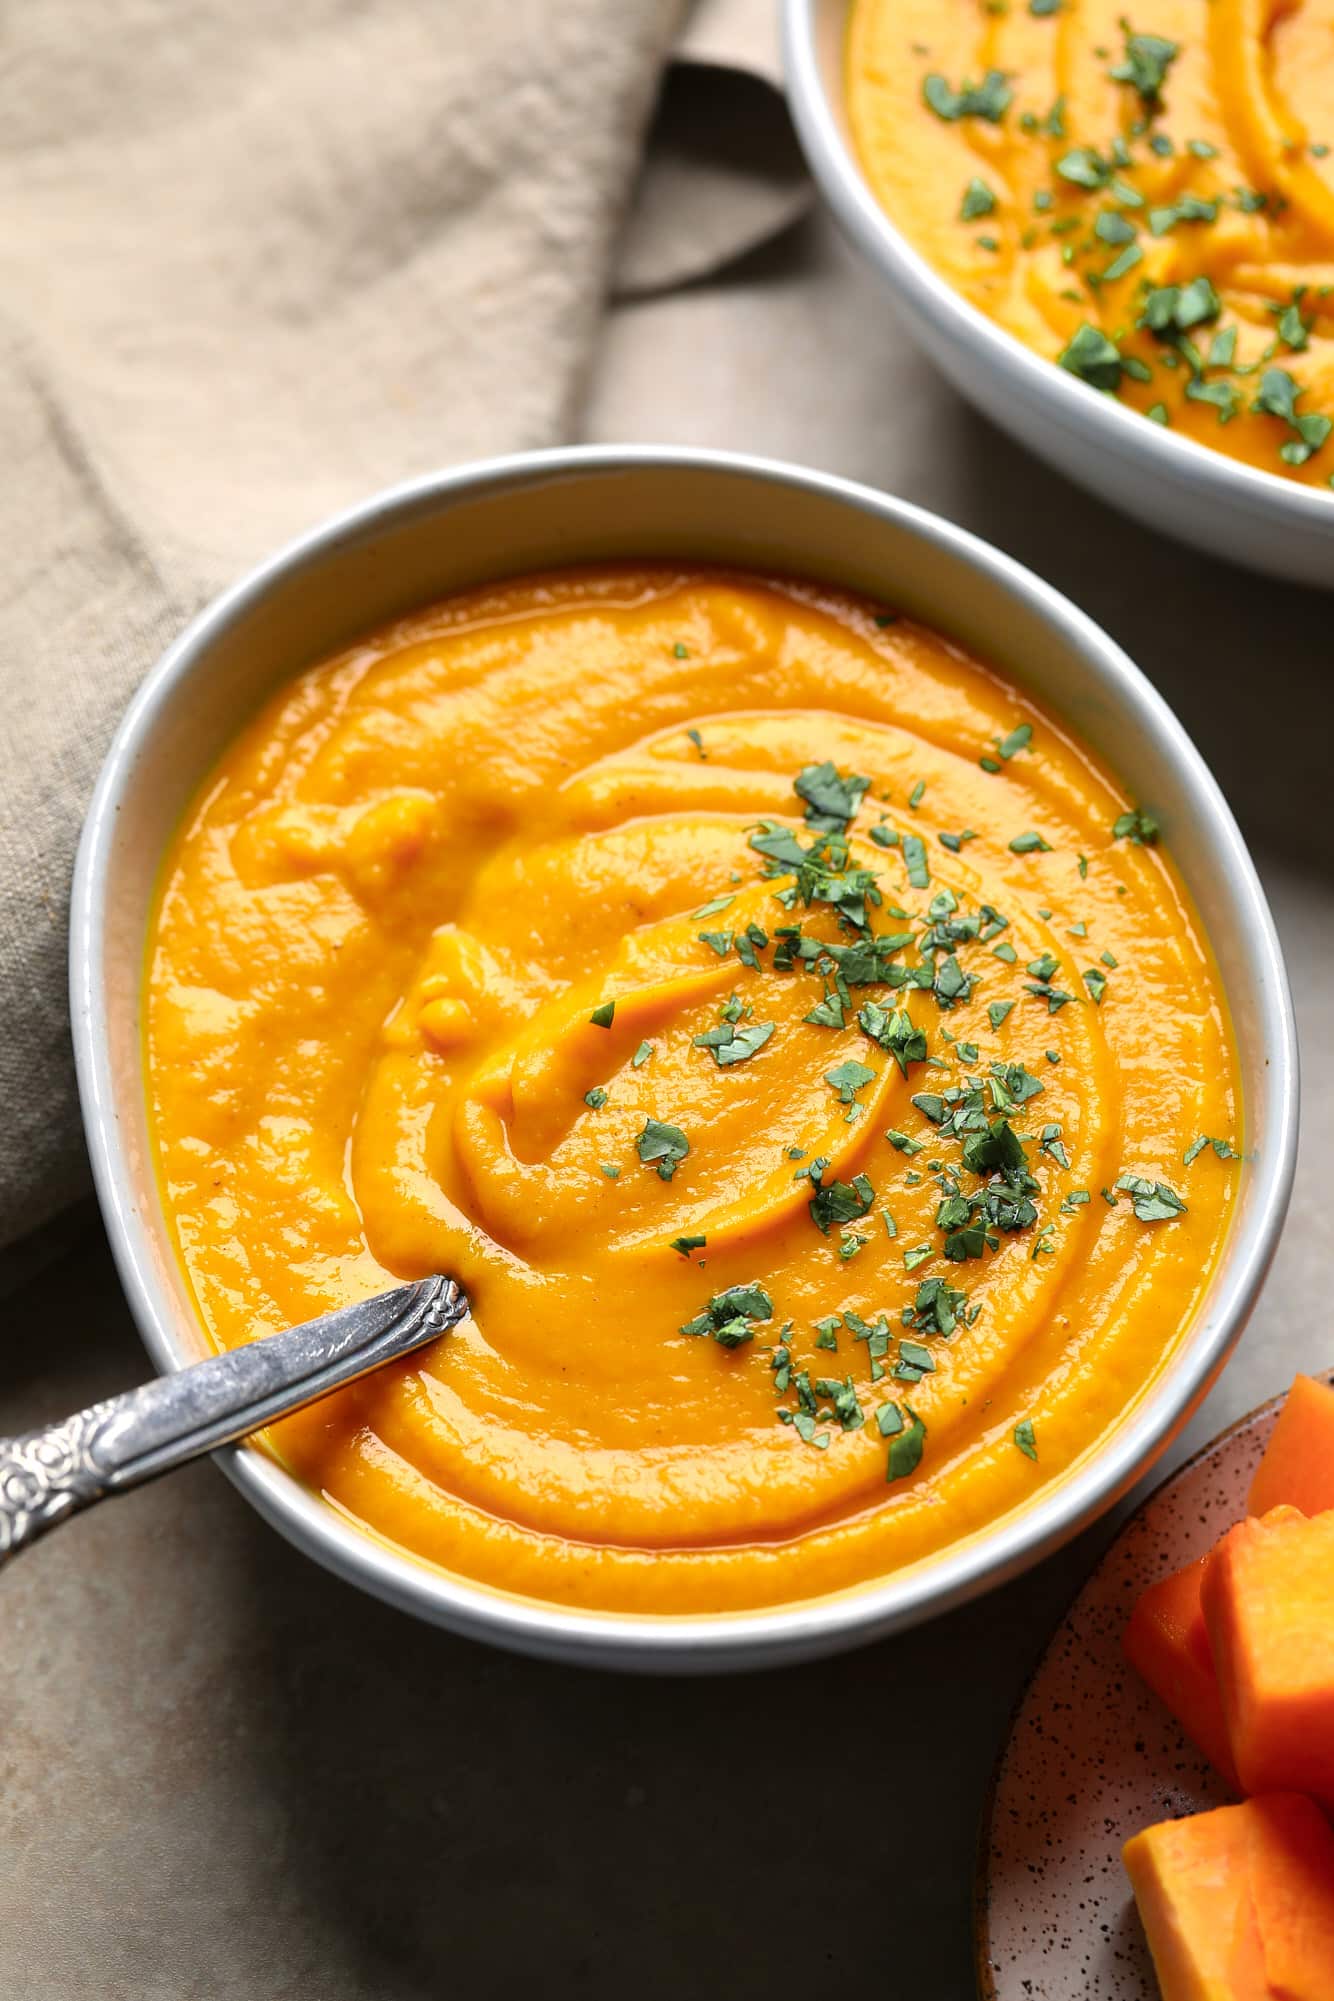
[847, 0, 1334, 487]
[146, 568, 1239, 1613]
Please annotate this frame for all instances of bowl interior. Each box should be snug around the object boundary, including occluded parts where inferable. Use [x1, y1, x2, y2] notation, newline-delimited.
[74, 451, 1296, 1667]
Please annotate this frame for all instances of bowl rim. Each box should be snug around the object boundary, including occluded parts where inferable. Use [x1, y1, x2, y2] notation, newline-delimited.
[69, 442, 1300, 1669]
[781, 0, 1334, 535]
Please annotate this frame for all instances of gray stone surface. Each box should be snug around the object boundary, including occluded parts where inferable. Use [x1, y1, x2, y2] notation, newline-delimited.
[4, 208, 1332, 1998]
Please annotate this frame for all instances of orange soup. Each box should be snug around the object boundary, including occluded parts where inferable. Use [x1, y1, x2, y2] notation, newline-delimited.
[145, 568, 1239, 1613]
[847, 1, 1334, 487]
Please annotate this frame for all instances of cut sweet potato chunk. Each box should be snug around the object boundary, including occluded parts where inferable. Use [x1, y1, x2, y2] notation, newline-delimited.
[1123, 1803, 1268, 1999]
[1244, 1792, 1334, 2001]
[1202, 1508, 1334, 1809]
[1248, 1375, 1334, 1519]
[1124, 1553, 1240, 1790]
[1124, 1795, 1334, 2001]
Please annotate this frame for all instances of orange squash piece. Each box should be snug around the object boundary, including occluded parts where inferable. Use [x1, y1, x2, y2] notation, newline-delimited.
[1202, 1508, 1334, 1810]
[1124, 1554, 1240, 1790]
[1249, 1375, 1334, 1520]
[1244, 1793, 1334, 2001]
[1124, 1794, 1334, 2001]
[1123, 1803, 1268, 1999]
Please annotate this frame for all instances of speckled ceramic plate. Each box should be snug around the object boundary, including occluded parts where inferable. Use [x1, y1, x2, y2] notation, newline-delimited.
[974, 1372, 1333, 2000]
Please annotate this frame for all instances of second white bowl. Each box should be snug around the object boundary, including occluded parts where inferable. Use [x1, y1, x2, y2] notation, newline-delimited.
[784, 0, 1334, 588]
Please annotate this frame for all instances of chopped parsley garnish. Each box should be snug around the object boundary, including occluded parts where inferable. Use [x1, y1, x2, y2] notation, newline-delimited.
[809, 1171, 875, 1234]
[825, 1057, 877, 1104]
[1112, 806, 1160, 845]
[1115, 1172, 1187, 1220]
[961, 177, 998, 220]
[794, 761, 872, 831]
[1013, 1418, 1039, 1461]
[698, 929, 733, 957]
[988, 1001, 1014, 1031]
[1252, 368, 1332, 466]
[923, 70, 1011, 123]
[859, 999, 928, 1075]
[894, 1338, 936, 1383]
[692, 893, 736, 920]
[632, 1040, 654, 1068]
[693, 1018, 776, 1067]
[1009, 830, 1052, 854]
[1108, 26, 1178, 105]
[902, 832, 930, 889]
[886, 1128, 925, 1155]
[886, 1407, 926, 1480]
[1141, 278, 1221, 336]
[670, 1234, 707, 1257]
[590, 1001, 615, 1028]
[600, 1163, 620, 1180]
[996, 723, 1033, 760]
[686, 728, 706, 759]
[1083, 966, 1108, 1004]
[636, 1118, 690, 1182]
[1058, 323, 1150, 392]
[680, 1282, 773, 1348]
[1147, 194, 1218, 237]
[1184, 1134, 1240, 1165]
[584, 1087, 608, 1109]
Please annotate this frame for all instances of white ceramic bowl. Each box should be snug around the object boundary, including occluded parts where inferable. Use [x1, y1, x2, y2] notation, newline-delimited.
[70, 446, 1298, 1671]
[783, 0, 1334, 587]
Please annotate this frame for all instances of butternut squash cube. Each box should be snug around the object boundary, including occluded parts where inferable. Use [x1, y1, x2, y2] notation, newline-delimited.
[1249, 1375, 1334, 1520]
[1124, 1553, 1240, 1790]
[1202, 1508, 1334, 1809]
[1124, 1794, 1334, 2001]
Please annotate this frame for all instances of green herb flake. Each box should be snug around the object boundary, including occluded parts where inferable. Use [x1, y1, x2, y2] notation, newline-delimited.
[809, 1172, 875, 1235]
[1083, 966, 1109, 1004]
[1115, 1172, 1188, 1221]
[902, 832, 931, 889]
[600, 1162, 621, 1180]
[994, 723, 1033, 764]
[825, 1058, 877, 1105]
[1013, 1418, 1039, 1461]
[887, 1407, 927, 1481]
[1009, 830, 1053, 854]
[988, 1001, 1015, 1031]
[1108, 27, 1178, 105]
[923, 70, 1012, 123]
[794, 760, 872, 831]
[691, 894, 736, 920]
[680, 1281, 773, 1349]
[632, 1039, 654, 1068]
[590, 1001, 616, 1028]
[584, 1087, 608, 1109]
[693, 1018, 777, 1067]
[1184, 1133, 1240, 1165]
[961, 177, 998, 220]
[670, 1234, 707, 1257]
[636, 1118, 690, 1182]
[886, 1128, 925, 1156]
[1112, 806, 1160, 845]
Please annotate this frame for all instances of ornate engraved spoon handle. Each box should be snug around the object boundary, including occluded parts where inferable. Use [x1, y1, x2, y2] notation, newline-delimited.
[0, 1274, 467, 1566]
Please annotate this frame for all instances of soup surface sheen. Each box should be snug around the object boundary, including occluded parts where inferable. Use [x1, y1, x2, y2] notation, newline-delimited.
[147, 568, 1238, 1613]
[847, 0, 1334, 486]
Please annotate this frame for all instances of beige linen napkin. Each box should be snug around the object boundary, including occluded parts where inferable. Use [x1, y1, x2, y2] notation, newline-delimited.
[0, 0, 804, 1264]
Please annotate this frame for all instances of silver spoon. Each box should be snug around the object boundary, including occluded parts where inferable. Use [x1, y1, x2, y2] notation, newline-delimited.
[0, 1273, 467, 1566]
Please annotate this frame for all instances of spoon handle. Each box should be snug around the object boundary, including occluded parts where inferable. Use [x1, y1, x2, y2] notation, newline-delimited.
[0, 1273, 466, 1567]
